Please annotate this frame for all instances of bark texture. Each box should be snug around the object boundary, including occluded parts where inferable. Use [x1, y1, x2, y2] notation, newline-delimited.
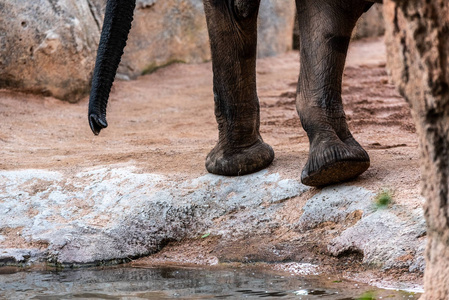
[384, 1, 449, 298]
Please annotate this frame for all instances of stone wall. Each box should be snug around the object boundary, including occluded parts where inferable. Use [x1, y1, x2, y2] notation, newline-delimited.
[0, 0, 295, 102]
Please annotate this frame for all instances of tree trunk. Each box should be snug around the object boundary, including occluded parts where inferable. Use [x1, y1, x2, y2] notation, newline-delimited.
[383, 0, 449, 298]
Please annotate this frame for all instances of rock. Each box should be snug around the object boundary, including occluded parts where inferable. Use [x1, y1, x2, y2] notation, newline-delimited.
[120, 0, 296, 78]
[0, 0, 102, 102]
[0, 167, 307, 266]
[0, 164, 426, 272]
[257, 0, 296, 58]
[293, 3, 384, 50]
[0, 249, 43, 266]
[353, 3, 385, 40]
[0, 0, 293, 102]
[328, 207, 426, 271]
[296, 186, 376, 230]
[0, 0, 295, 100]
[297, 185, 426, 271]
[118, 0, 211, 79]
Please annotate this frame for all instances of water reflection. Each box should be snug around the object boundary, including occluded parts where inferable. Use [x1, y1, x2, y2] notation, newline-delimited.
[0, 266, 420, 299]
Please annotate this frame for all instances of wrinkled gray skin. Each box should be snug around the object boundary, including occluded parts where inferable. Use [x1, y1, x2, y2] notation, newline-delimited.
[89, 0, 381, 187]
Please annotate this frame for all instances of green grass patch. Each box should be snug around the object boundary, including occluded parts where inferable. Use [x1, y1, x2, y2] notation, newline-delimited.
[358, 291, 376, 300]
[374, 189, 394, 208]
[201, 233, 210, 239]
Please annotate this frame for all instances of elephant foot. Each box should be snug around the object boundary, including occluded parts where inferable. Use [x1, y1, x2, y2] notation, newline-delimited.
[301, 134, 370, 187]
[206, 138, 274, 176]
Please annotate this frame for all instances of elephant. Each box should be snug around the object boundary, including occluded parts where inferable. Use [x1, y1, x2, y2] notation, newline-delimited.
[88, 0, 382, 186]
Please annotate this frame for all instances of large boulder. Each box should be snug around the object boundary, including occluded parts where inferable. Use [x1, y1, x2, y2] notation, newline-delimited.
[118, 0, 210, 79]
[257, 0, 296, 58]
[0, 0, 295, 102]
[116, 0, 296, 78]
[353, 3, 384, 40]
[292, 3, 385, 50]
[0, 0, 102, 102]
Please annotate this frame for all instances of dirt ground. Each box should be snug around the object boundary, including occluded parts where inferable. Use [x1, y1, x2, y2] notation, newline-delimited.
[0, 37, 423, 288]
[0, 36, 421, 204]
[0, 37, 420, 184]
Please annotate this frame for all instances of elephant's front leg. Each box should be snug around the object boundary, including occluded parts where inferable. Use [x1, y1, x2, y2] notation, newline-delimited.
[296, 0, 371, 186]
[203, 0, 274, 176]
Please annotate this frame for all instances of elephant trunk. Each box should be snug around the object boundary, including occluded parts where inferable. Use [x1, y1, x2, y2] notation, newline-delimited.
[88, 0, 136, 135]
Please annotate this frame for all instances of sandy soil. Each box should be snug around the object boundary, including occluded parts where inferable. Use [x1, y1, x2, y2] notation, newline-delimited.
[0, 37, 421, 203]
[0, 37, 423, 287]
[0, 38, 420, 180]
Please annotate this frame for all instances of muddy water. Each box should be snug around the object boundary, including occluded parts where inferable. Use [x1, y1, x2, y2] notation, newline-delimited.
[0, 266, 420, 299]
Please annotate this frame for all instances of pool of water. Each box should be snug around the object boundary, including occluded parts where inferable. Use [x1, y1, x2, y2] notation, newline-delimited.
[0, 266, 421, 299]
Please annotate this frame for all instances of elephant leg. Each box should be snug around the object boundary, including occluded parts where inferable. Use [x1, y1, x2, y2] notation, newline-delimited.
[203, 0, 274, 176]
[295, 0, 371, 186]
